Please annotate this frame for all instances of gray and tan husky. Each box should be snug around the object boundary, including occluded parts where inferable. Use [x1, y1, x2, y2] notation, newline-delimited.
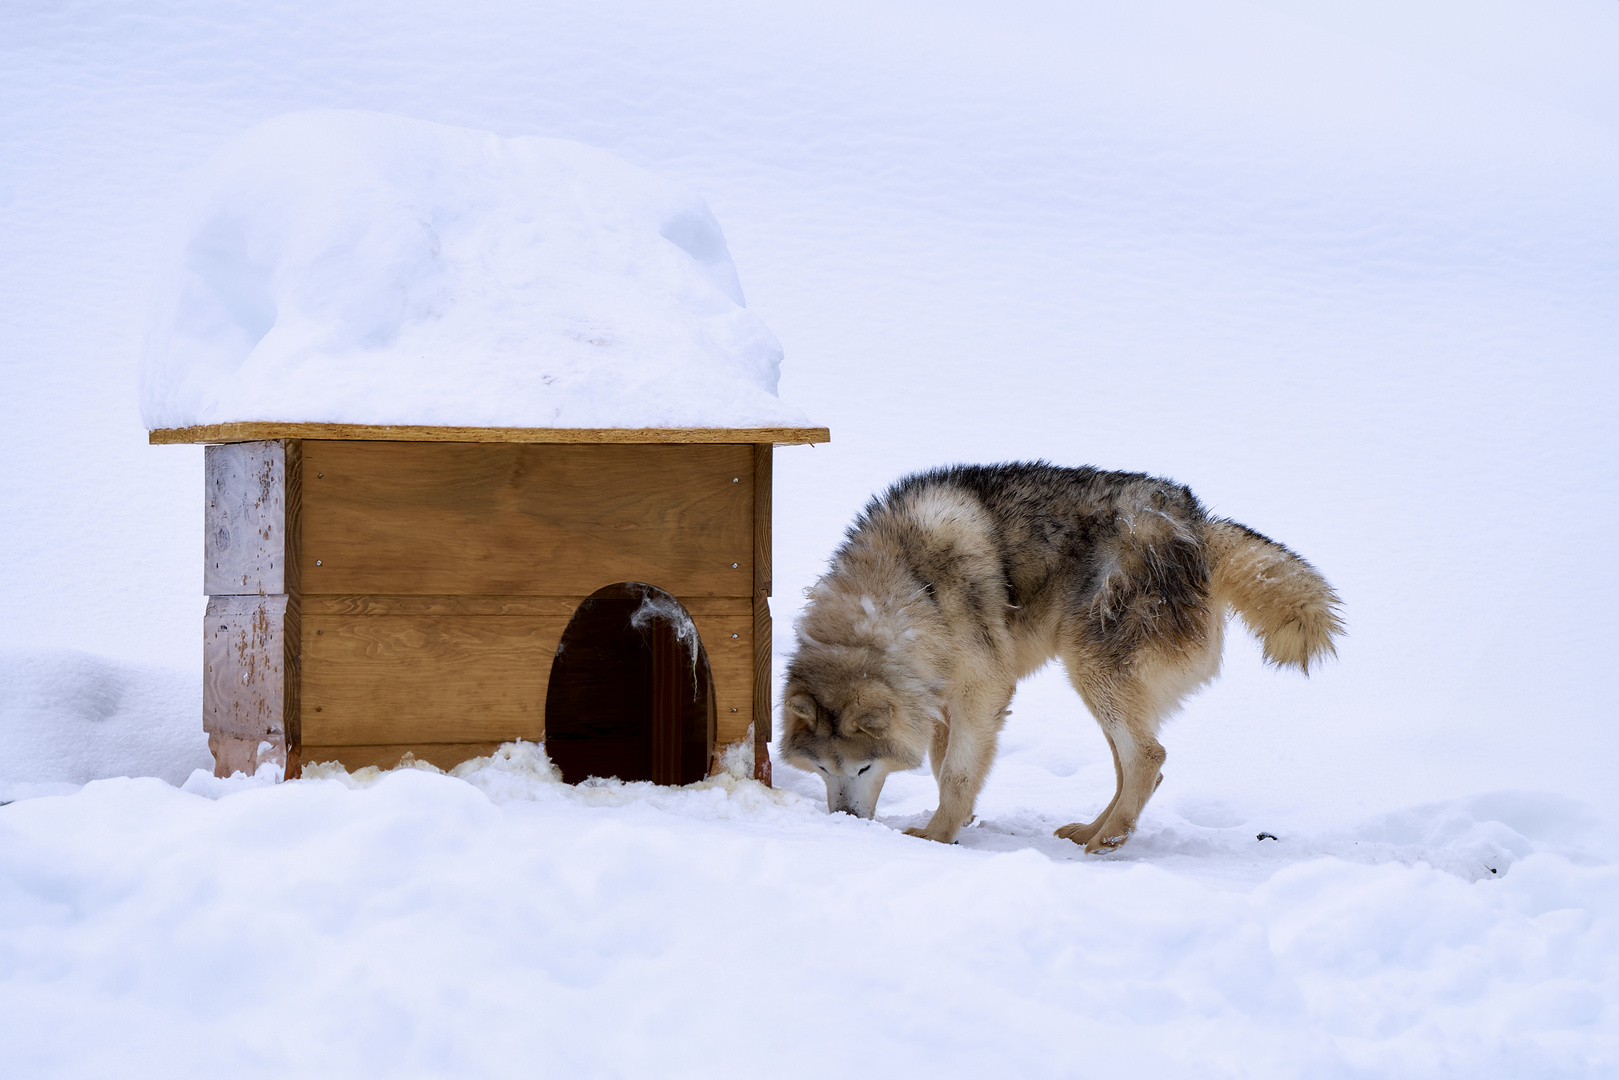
[780, 463, 1342, 852]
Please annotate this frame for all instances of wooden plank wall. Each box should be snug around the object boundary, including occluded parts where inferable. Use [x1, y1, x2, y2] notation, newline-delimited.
[292, 441, 767, 779]
[688, 609, 753, 748]
[300, 442, 754, 596]
[300, 614, 569, 747]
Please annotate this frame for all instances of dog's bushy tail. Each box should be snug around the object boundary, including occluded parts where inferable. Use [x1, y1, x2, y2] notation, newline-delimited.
[1206, 519, 1343, 674]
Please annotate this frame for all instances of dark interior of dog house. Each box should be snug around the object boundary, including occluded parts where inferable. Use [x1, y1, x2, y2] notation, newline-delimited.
[543, 584, 715, 786]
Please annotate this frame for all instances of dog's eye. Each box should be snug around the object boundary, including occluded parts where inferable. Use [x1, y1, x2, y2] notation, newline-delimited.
[816, 765, 829, 774]
[857, 764, 872, 775]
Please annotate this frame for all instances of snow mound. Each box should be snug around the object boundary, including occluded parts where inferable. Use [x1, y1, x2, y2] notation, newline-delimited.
[0, 650, 211, 799]
[139, 110, 807, 430]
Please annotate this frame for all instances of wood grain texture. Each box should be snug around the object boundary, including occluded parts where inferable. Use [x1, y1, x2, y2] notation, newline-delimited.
[301, 441, 756, 598]
[300, 614, 566, 746]
[153, 423, 830, 446]
[751, 595, 774, 784]
[205, 440, 301, 596]
[750, 444, 774, 783]
[753, 442, 772, 599]
[309, 594, 584, 617]
[752, 595, 773, 745]
[204, 594, 299, 779]
[304, 594, 751, 617]
[691, 612, 752, 746]
[752, 734, 772, 786]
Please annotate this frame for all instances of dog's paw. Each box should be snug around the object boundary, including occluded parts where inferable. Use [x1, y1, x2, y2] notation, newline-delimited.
[903, 826, 955, 843]
[1084, 831, 1129, 854]
[1055, 821, 1099, 845]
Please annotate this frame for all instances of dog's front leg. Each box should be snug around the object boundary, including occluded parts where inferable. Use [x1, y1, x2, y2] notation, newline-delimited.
[926, 711, 950, 787]
[905, 698, 1005, 843]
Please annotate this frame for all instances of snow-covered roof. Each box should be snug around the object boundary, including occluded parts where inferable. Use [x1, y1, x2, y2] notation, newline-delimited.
[139, 110, 809, 431]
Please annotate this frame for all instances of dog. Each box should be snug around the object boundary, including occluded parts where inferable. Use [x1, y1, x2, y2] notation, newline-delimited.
[779, 463, 1342, 852]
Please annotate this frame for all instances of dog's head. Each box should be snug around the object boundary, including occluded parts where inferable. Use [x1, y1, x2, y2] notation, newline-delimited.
[778, 646, 938, 819]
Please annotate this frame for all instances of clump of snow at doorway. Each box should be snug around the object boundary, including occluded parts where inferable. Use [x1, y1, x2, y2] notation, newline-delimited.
[138, 110, 807, 430]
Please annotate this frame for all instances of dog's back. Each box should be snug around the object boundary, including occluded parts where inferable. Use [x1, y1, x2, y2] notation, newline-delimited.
[857, 462, 1338, 672]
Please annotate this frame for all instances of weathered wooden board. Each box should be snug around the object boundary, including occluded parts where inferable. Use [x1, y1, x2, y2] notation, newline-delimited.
[300, 442, 755, 598]
[308, 594, 584, 617]
[752, 595, 773, 742]
[304, 594, 751, 617]
[690, 612, 753, 746]
[753, 443, 772, 600]
[205, 441, 301, 596]
[205, 594, 299, 778]
[751, 595, 773, 783]
[300, 614, 568, 746]
[154, 423, 830, 446]
[749, 444, 774, 782]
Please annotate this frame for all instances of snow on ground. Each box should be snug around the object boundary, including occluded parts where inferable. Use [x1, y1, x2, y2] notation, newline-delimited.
[0, 745, 1613, 1077]
[3, 664, 1615, 1077]
[140, 110, 803, 430]
[3, 0, 1618, 1075]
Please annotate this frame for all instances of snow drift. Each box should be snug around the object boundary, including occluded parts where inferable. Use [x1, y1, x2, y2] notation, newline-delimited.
[139, 110, 807, 430]
[0, 650, 210, 800]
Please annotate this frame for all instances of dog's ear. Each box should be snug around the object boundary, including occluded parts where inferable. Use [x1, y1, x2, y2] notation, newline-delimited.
[784, 692, 821, 732]
[843, 702, 893, 737]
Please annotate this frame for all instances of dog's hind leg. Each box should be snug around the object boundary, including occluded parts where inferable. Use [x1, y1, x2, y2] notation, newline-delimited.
[1056, 669, 1168, 853]
[1054, 723, 1123, 847]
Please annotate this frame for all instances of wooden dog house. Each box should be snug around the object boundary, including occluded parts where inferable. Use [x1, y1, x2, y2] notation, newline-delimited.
[149, 423, 828, 784]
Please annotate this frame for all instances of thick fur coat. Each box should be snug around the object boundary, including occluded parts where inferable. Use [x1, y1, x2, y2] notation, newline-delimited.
[779, 463, 1343, 851]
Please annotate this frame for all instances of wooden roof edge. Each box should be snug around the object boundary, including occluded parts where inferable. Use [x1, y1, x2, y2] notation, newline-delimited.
[148, 422, 831, 446]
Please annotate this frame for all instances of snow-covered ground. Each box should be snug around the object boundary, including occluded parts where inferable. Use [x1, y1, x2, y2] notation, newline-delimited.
[2, 2, 1616, 1076]
[4, 748, 1615, 1078]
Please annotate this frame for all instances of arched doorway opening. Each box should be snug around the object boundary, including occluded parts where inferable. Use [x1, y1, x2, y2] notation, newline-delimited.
[544, 583, 715, 785]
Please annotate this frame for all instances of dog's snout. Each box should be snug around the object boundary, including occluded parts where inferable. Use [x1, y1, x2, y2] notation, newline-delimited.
[820, 764, 887, 821]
